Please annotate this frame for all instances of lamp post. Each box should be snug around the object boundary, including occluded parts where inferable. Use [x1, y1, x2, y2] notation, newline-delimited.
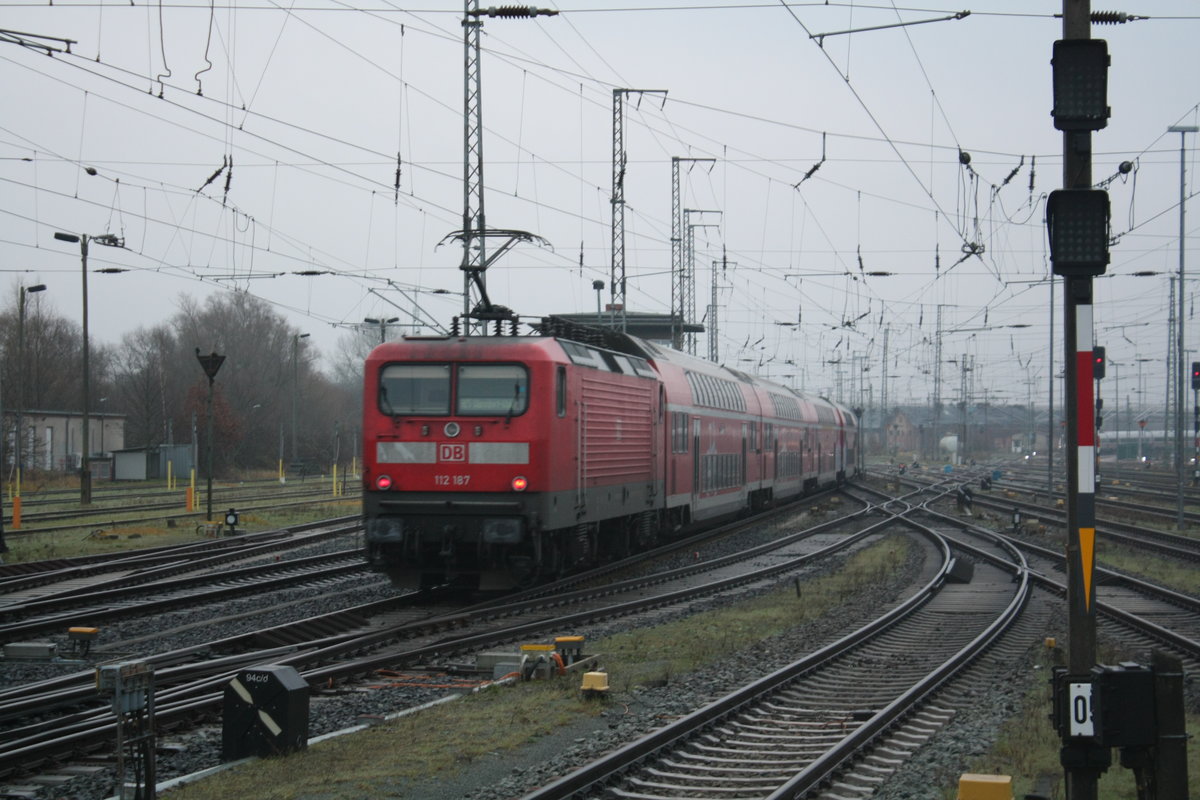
[592, 280, 605, 323]
[52, 230, 123, 505]
[291, 333, 309, 467]
[98, 397, 108, 462]
[16, 283, 46, 485]
[1168, 124, 1197, 527]
[363, 317, 398, 345]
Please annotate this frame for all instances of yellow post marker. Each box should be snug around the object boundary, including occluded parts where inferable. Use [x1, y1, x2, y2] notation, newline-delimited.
[332, 464, 339, 496]
[167, 461, 173, 491]
[957, 773, 1012, 800]
[580, 671, 609, 697]
[11, 496, 21, 530]
[278, 459, 284, 484]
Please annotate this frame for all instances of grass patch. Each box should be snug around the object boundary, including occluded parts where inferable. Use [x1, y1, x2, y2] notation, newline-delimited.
[1096, 541, 1200, 595]
[163, 534, 913, 799]
[168, 680, 598, 800]
[595, 536, 911, 689]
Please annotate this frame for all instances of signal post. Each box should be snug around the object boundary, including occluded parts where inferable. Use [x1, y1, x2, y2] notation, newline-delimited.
[1047, 2, 1107, 797]
[1049, 5, 1189, 799]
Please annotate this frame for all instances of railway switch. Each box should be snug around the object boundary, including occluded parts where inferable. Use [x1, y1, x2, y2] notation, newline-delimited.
[223, 665, 309, 760]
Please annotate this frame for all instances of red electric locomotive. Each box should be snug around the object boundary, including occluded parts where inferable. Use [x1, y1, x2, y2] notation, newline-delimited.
[362, 322, 857, 590]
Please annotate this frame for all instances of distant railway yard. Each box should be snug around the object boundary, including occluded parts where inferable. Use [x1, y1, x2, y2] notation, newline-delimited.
[0, 463, 1195, 800]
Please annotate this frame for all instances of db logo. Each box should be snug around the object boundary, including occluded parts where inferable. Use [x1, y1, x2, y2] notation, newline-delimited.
[438, 443, 467, 462]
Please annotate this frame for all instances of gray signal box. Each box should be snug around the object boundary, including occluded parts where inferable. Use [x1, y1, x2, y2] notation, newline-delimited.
[222, 665, 309, 760]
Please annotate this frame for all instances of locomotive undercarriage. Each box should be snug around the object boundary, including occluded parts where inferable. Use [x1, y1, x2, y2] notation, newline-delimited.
[364, 489, 662, 591]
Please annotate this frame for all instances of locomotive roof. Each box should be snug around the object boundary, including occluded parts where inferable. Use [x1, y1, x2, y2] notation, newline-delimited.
[379, 322, 857, 423]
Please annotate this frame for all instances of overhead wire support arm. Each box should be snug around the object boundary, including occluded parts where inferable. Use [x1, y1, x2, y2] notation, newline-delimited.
[0, 28, 76, 55]
[809, 10, 970, 46]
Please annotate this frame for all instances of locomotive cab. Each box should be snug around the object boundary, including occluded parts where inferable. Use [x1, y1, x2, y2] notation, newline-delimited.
[362, 334, 664, 591]
[363, 339, 551, 590]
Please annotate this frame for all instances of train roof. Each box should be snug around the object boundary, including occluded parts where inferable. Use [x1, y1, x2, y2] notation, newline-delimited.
[369, 319, 857, 424]
[535, 316, 857, 421]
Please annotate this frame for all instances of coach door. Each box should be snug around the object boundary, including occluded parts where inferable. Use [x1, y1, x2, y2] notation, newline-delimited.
[692, 418, 702, 505]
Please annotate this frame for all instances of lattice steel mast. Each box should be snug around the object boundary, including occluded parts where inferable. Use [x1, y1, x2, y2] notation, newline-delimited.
[610, 89, 666, 330]
[683, 208, 720, 355]
[671, 156, 714, 347]
[446, 2, 556, 334]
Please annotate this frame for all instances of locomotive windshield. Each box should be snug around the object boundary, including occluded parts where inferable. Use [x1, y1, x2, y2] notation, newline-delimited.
[376, 362, 527, 417]
[379, 364, 451, 415]
[457, 365, 528, 416]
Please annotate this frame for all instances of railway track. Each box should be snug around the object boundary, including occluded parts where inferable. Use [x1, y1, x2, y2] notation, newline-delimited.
[521, 490, 1025, 799]
[0, 490, 910, 791]
[6, 478, 1194, 798]
[0, 516, 358, 596]
[876, 466, 1200, 562]
[1, 486, 360, 540]
[985, 466, 1200, 532]
[517, 478, 1200, 800]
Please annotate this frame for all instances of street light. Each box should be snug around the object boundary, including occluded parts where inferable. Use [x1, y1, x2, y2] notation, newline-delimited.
[291, 332, 310, 467]
[16, 283, 46, 485]
[364, 317, 399, 345]
[1168, 124, 1198, 527]
[592, 280, 605, 323]
[52, 230, 124, 505]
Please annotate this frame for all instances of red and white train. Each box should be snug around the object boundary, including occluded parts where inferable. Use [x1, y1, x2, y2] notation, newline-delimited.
[361, 321, 858, 589]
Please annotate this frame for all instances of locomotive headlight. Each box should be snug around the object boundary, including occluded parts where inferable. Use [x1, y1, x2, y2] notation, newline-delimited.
[511, 476, 528, 492]
[376, 474, 394, 490]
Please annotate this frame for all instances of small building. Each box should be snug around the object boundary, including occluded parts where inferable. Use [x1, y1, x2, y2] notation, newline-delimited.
[113, 444, 195, 481]
[5, 409, 126, 474]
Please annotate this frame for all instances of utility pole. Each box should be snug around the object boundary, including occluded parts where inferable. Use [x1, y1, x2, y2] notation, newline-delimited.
[959, 353, 970, 464]
[932, 305, 943, 459]
[1165, 276, 1175, 466]
[1169, 123, 1198, 523]
[881, 327, 890, 455]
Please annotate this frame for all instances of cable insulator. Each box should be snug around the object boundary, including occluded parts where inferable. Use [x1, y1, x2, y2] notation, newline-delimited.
[484, 6, 557, 18]
[1091, 11, 1129, 24]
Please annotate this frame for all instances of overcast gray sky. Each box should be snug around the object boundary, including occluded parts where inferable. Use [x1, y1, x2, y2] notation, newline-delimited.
[2, 1, 1198, 417]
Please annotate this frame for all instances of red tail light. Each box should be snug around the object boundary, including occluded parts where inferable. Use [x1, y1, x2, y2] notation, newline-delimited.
[376, 474, 393, 490]
[511, 476, 528, 492]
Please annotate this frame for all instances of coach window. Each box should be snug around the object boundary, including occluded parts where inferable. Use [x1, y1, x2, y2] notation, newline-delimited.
[457, 364, 529, 416]
[556, 366, 567, 417]
[379, 363, 450, 415]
